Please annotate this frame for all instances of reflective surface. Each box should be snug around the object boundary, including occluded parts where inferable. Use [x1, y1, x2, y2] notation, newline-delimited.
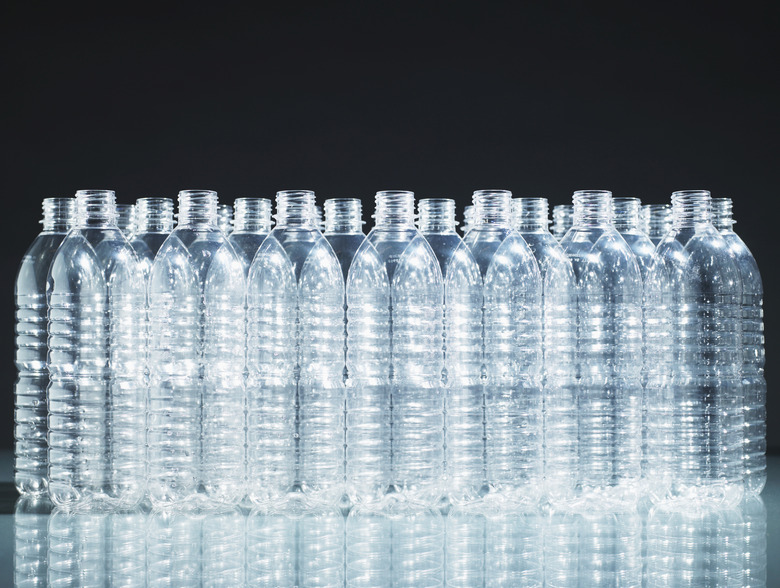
[3, 454, 779, 586]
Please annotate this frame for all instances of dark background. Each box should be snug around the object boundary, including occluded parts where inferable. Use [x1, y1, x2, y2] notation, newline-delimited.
[1, 2, 777, 452]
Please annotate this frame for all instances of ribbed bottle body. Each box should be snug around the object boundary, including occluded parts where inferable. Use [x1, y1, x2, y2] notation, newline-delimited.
[147, 191, 245, 507]
[47, 192, 145, 508]
[15, 199, 74, 495]
[514, 198, 578, 503]
[560, 190, 643, 505]
[246, 191, 345, 505]
[645, 191, 743, 505]
[464, 191, 543, 504]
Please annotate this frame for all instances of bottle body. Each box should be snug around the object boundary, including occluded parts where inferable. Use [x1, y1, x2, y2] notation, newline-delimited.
[645, 191, 743, 505]
[560, 190, 643, 505]
[246, 191, 345, 505]
[147, 191, 245, 507]
[47, 191, 145, 508]
[15, 199, 75, 495]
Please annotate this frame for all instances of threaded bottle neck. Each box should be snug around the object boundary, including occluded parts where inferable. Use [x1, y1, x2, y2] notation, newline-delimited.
[612, 197, 642, 230]
[418, 198, 457, 234]
[324, 198, 363, 233]
[643, 204, 672, 238]
[234, 198, 272, 232]
[573, 190, 613, 226]
[374, 190, 415, 227]
[217, 204, 234, 233]
[463, 205, 474, 229]
[275, 190, 317, 228]
[552, 204, 573, 237]
[178, 190, 218, 227]
[75, 190, 118, 228]
[135, 198, 174, 233]
[513, 198, 550, 231]
[473, 189, 513, 227]
[41, 197, 76, 232]
[116, 204, 136, 234]
[672, 190, 712, 229]
[711, 197, 735, 230]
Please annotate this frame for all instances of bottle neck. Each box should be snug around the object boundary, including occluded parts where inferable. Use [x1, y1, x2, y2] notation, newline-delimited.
[711, 198, 735, 230]
[324, 198, 363, 234]
[374, 190, 415, 228]
[643, 204, 672, 237]
[418, 198, 457, 234]
[275, 190, 317, 228]
[218, 204, 234, 232]
[135, 198, 174, 233]
[177, 190, 218, 227]
[513, 198, 550, 231]
[41, 197, 76, 232]
[234, 198, 272, 232]
[116, 204, 135, 234]
[573, 190, 613, 227]
[473, 189, 513, 228]
[612, 197, 642, 231]
[75, 190, 118, 229]
[672, 190, 712, 229]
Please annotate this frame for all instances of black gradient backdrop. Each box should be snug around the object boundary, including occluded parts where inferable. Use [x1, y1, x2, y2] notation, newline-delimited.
[1, 3, 777, 452]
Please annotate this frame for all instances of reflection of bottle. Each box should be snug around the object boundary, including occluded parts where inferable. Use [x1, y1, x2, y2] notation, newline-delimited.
[741, 495, 767, 587]
[15, 197, 74, 495]
[14, 495, 53, 588]
[347, 502, 444, 587]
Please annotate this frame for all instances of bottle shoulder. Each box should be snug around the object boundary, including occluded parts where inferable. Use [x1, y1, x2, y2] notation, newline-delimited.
[16, 233, 68, 295]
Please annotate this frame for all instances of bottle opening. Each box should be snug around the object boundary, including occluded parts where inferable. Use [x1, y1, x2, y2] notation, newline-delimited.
[374, 190, 415, 227]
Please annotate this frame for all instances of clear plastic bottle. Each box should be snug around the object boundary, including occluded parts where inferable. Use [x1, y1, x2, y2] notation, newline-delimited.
[217, 203, 234, 235]
[513, 197, 577, 503]
[418, 198, 483, 504]
[147, 189, 245, 507]
[552, 204, 573, 241]
[130, 198, 175, 279]
[346, 190, 444, 504]
[314, 204, 325, 231]
[560, 190, 643, 505]
[712, 197, 765, 494]
[324, 198, 366, 282]
[613, 197, 655, 280]
[227, 197, 273, 273]
[642, 204, 672, 246]
[247, 190, 345, 505]
[14, 197, 75, 496]
[644, 190, 743, 505]
[463, 190, 543, 504]
[47, 190, 145, 509]
[115, 203, 136, 237]
[462, 204, 474, 235]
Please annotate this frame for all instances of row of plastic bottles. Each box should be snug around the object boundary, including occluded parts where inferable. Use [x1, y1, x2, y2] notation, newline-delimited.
[14, 187, 764, 511]
[14, 494, 767, 587]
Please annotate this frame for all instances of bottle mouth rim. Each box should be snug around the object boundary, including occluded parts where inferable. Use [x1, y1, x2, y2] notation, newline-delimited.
[276, 190, 315, 198]
[178, 189, 217, 198]
[671, 189, 711, 198]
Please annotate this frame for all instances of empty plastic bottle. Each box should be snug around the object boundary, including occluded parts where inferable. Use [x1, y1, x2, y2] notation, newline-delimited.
[227, 197, 273, 273]
[47, 190, 145, 508]
[645, 190, 743, 505]
[513, 197, 577, 503]
[247, 190, 345, 504]
[130, 198, 175, 279]
[346, 190, 444, 504]
[713, 197, 765, 494]
[552, 204, 573, 241]
[115, 203, 136, 237]
[560, 190, 643, 505]
[314, 204, 325, 231]
[148, 189, 245, 507]
[324, 198, 366, 282]
[642, 204, 672, 246]
[464, 190, 543, 504]
[462, 204, 474, 235]
[418, 198, 482, 504]
[613, 198, 655, 280]
[217, 203, 234, 235]
[14, 198, 75, 496]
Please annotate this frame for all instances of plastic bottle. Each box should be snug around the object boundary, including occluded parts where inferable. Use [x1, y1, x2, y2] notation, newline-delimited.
[560, 190, 642, 505]
[712, 197, 765, 494]
[644, 190, 743, 505]
[14, 198, 75, 496]
[47, 190, 145, 508]
[247, 190, 345, 504]
[642, 204, 673, 246]
[513, 197, 577, 503]
[130, 198, 175, 279]
[217, 203, 234, 235]
[418, 198, 483, 504]
[552, 204, 573, 241]
[462, 204, 474, 235]
[346, 190, 444, 504]
[613, 198, 655, 280]
[115, 203, 136, 237]
[227, 197, 273, 273]
[324, 198, 366, 282]
[463, 190, 543, 504]
[147, 189, 245, 507]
